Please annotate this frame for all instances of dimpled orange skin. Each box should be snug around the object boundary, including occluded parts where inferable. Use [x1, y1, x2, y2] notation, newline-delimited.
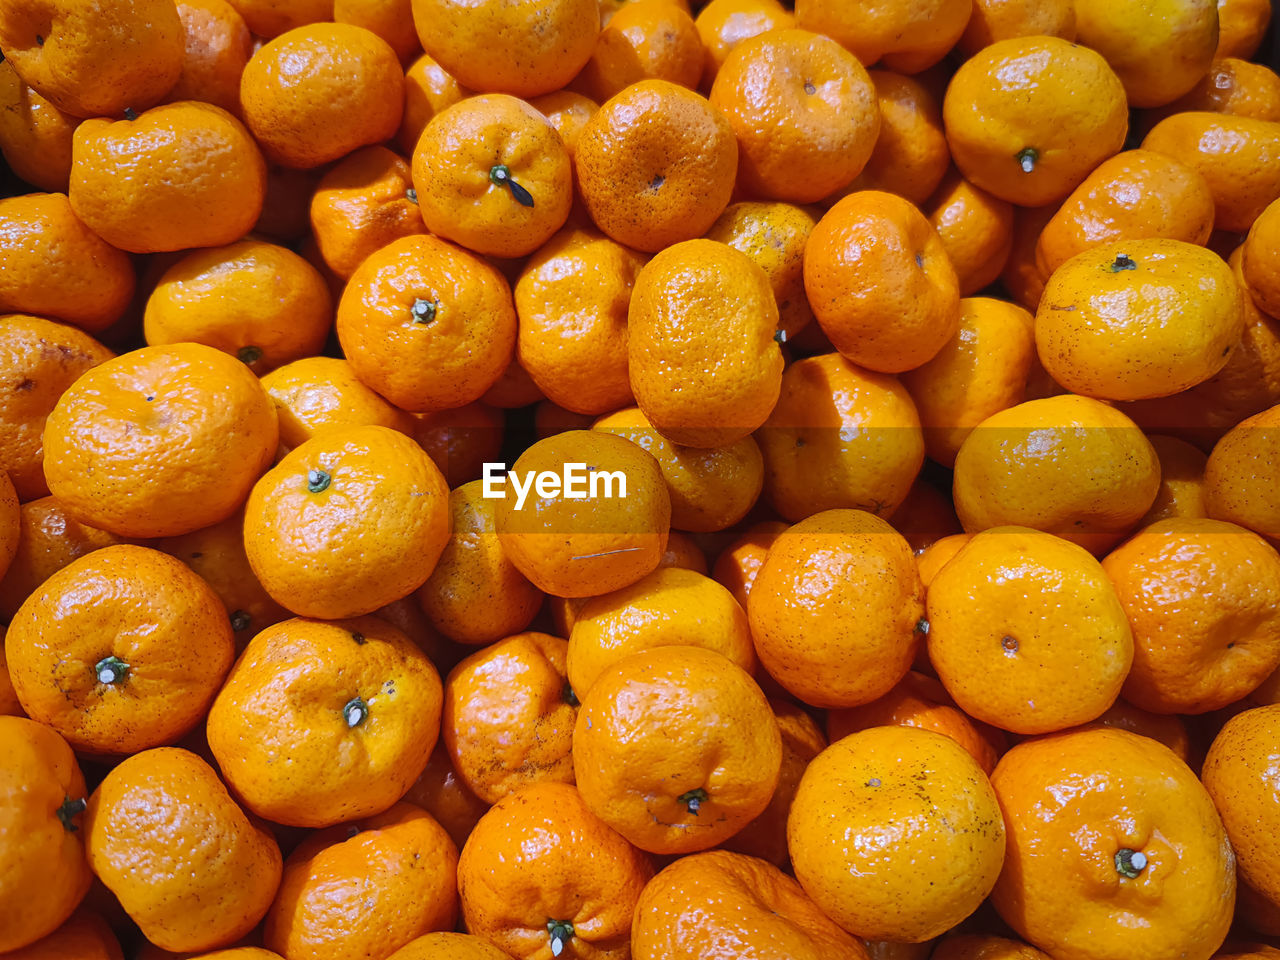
[1217, 0, 1271, 57]
[42, 343, 278, 538]
[756, 352, 925, 521]
[396, 52, 469, 154]
[793, 0, 971, 73]
[1205, 403, 1280, 540]
[1035, 150, 1216, 277]
[748, 509, 924, 709]
[901, 297, 1035, 468]
[567, 566, 754, 696]
[386, 933, 510, 960]
[410, 0, 599, 98]
[515, 226, 645, 417]
[443, 632, 575, 804]
[240, 23, 404, 170]
[336, 234, 517, 414]
[1142, 113, 1280, 232]
[458, 782, 652, 960]
[412, 94, 572, 259]
[957, 0, 1076, 54]
[6, 545, 233, 754]
[169, 0, 253, 114]
[924, 169, 1014, 297]
[0, 62, 78, 192]
[695, 0, 794, 88]
[528, 90, 597, 153]
[628, 239, 782, 449]
[804, 191, 960, 374]
[573, 0, 702, 103]
[951, 394, 1160, 554]
[1102, 518, 1280, 714]
[575, 80, 738, 254]
[593, 406, 764, 532]
[927, 527, 1134, 734]
[412, 402, 505, 489]
[243, 425, 450, 619]
[417, 482, 542, 646]
[85, 748, 282, 953]
[0, 0, 182, 118]
[334, 0, 418, 63]
[0, 717, 91, 953]
[402, 741, 489, 852]
[574, 645, 781, 855]
[788, 726, 1006, 943]
[1036, 239, 1244, 402]
[0, 197, 134, 333]
[915, 532, 970, 587]
[1140, 434, 1209, 525]
[943, 37, 1128, 208]
[990, 728, 1235, 960]
[711, 519, 787, 609]
[1077, 699, 1193, 764]
[6, 911, 126, 960]
[310, 146, 426, 281]
[631, 850, 869, 960]
[1244, 197, 1280, 316]
[848, 71, 949, 206]
[69, 102, 266, 254]
[1159, 58, 1280, 124]
[495, 430, 670, 598]
[144, 240, 333, 375]
[709, 29, 880, 204]
[264, 803, 458, 960]
[261, 357, 414, 451]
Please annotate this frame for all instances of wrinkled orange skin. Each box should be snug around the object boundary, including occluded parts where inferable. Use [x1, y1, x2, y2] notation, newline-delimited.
[1157, 58, 1280, 124]
[528, 90, 598, 153]
[386, 933, 510, 960]
[1244, 196, 1280, 316]
[6, 545, 233, 754]
[1141, 434, 1209, 526]
[0, 197, 134, 333]
[695, 0, 794, 88]
[458, 782, 652, 960]
[0, 717, 90, 952]
[847, 70, 948, 205]
[3, 911, 124, 960]
[957, 0, 1076, 54]
[70, 102, 266, 254]
[1205, 403, 1280, 540]
[396, 52, 469, 154]
[925, 169, 1013, 296]
[576, 80, 738, 253]
[574, 0, 702, 103]
[310, 146, 426, 280]
[262, 357, 414, 452]
[0, 62, 78, 192]
[632, 850, 869, 960]
[788, 727, 1006, 943]
[412, 402, 505, 488]
[43, 342, 279, 538]
[931, 935, 1051, 960]
[334, 0, 419, 62]
[1216, 0, 1271, 57]
[169, 0, 253, 115]
[991, 728, 1235, 960]
[240, 23, 404, 169]
[711, 519, 787, 609]
[757, 352, 924, 521]
[794, 0, 971, 73]
[226, 0, 332, 37]
[85, 748, 282, 954]
[402, 742, 490, 853]
[264, 803, 457, 960]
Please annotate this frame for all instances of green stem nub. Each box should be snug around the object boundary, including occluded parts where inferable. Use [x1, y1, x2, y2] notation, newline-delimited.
[307, 468, 331, 493]
[237, 345, 263, 366]
[406, 188, 418, 204]
[916, 618, 930, 636]
[774, 328, 787, 344]
[230, 610, 252, 632]
[547, 920, 574, 958]
[563, 682, 579, 707]
[1115, 847, 1147, 879]
[344, 696, 369, 728]
[678, 788, 709, 816]
[1110, 253, 1137, 272]
[123, 107, 138, 121]
[1015, 147, 1038, 173]
[56, 796, 86, 832]
[411, 298, 437, 324]
[95, 656, 129, 686]
[489, 164, 535, 208]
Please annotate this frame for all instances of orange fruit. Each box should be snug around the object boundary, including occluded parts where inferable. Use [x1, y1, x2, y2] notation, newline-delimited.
[336, 234, 517, 413]
[957, 0, 1076, 54]
[901, 297, 1035, 468]
[1000, 202, 1058, 312]
[401, 742, 489, 853]
[396, 52, 469, 155]
[1205, 403, 1280, 540]
[480, 356, 544, 408]
[631, 850, 869, 960]
[412, 94, 573, 259]
[694, 0, 794, 89]
[2, 911, 125, 960]
[1079, 698, 1193, 764]
[0, 627, 20, 716]
[514, 225, 645, 416]
[943, 37, 1128, 207]
[457, 782, 652, 959]
[0, 61, 78, 192]
[804, 190, 961, 373]
[659, 529, 707, 573]
[847, 70, 949, 206]
[927, 526, 1134, 733]
[574, 0, 702, 103]
[915, 531, 970, 587]
[991, 728, 1235, 960]
[85, 748, 282, 953]
[0, 717, 91, 952]
[748, 509, 924, 708]
[711, 518, 788, 609]
[309, 145, 427, 281]
[788, 726, 1006, 942]
[757, 351, 924, 519]
[494, 429, 670, 598]
[169, 0, 253, 115]
[240, 23, 403, 169]
[1141, 434, 1210, 525]
[930, 936, 1051, 960]
[574, 645, 781, 854]
[260, 356, 414, 451]
[708, 28, 879, 204]
[43, 342, 278, 538]
[951, 394, 1160, 553]
[334, 0, 420, 63]
[442, 632, 576, 803]
[628, 238, 783, 448]
[0, 0, 183, 118]
[575, 79, 738, 252]
[0, 196, 134, 333]
[225, 0, 332, 37]
[243, 425, 450, 619]
[69, 102, 265, 254]
[593, 406, 764, 532]
[410, 0, 600, 98]
[411, 402, 506, 488]
[263, 803, 457, 960]
[1237, 877, 1280, 937]
[1243, 196, 1280, 316]
[793, 0, 972, 73]
[528, 89, 598, 154]
[1216, 0, 1272, 58]
[385, 933, 510, 960]
[1157, 58, 1280, 124]
[924, 169, 1014, 296]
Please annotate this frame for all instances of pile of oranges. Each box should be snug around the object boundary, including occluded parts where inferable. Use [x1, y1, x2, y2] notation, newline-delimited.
[2, 0, 1280, 958]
